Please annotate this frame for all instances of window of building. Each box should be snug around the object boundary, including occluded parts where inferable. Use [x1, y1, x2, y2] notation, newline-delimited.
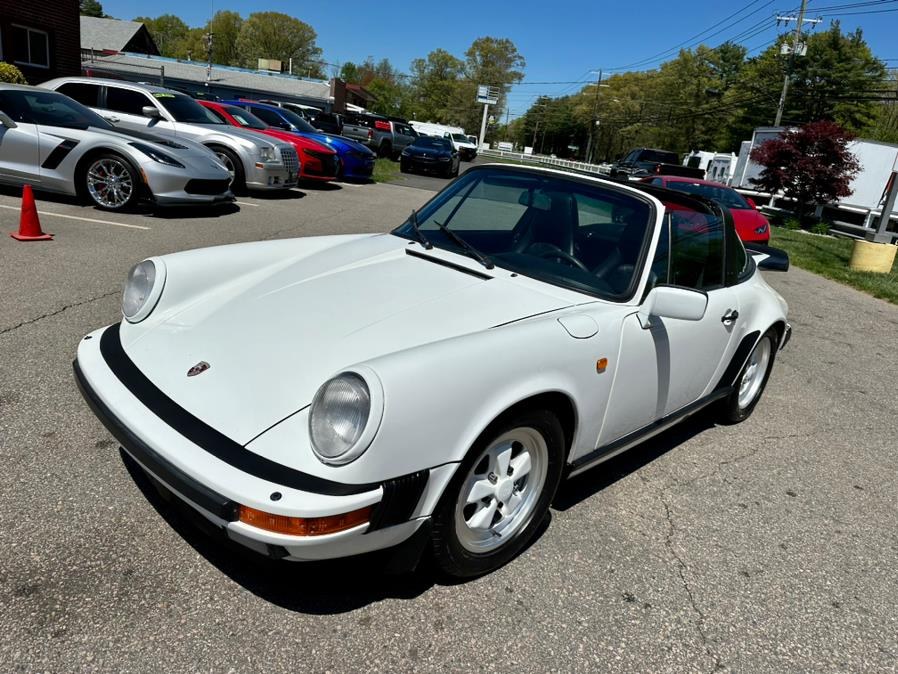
[11, 25, 50, 68]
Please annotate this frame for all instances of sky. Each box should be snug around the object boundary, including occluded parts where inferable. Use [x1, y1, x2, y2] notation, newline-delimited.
[99, 0, 898, 121]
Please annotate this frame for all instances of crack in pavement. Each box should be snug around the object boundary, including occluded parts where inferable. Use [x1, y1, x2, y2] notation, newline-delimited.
[659, 491, 725, 673]
[0, 290, 118, 337]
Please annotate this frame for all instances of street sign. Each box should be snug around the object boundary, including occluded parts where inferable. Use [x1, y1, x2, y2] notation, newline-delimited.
[476, 85, 499, 105]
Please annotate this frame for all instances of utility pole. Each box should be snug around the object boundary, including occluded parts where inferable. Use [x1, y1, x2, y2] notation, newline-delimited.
[774, 0, 821, 126]
[204, 31, 214, 88]
[584, 70, 606, 164]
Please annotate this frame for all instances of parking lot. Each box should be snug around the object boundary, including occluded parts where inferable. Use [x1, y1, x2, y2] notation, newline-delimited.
[2, 175, 898, 673]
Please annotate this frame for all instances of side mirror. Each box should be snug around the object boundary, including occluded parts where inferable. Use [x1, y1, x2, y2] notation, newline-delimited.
[638, 285, 708, 328]
[746, 197, 759, 210]
[0, 111, 17, 129]
[141, 106, 161, 118]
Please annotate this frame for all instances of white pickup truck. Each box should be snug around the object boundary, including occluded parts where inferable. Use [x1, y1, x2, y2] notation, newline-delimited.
[409, 121, 478, 161]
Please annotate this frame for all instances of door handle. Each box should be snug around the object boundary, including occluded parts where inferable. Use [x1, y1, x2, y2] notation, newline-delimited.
[721, 309, 739, 324]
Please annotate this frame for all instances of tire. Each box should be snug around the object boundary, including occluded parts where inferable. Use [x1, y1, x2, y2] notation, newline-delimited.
[81, 153, 140, 211]
[718, 328, 778, 424]
[452, 163, 460, 177]
[209, 145, 245, 194]
[430, 408, 565, 578]
[400, 161, 409, 174]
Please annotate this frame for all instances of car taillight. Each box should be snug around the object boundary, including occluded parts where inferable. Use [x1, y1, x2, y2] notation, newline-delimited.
[374, 120, 391, 131]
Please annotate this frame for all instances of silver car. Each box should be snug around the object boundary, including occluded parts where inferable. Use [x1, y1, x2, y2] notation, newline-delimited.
[0, 84, 233, 210]
[40, 78, 300, 193]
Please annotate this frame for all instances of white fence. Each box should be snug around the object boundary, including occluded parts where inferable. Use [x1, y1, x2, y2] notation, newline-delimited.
[479, 149, 611, 176]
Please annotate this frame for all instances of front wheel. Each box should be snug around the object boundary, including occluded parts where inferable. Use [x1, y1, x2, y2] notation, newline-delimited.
[430, 408, 565, 578]
[718, 328, 778, 424]
[209, 145, 245, 194]
[82, 154, 140, 211]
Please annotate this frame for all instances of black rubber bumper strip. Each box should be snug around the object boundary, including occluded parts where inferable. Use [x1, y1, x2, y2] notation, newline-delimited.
[74, 358, 239, 520]
[94, 323, 381, 497]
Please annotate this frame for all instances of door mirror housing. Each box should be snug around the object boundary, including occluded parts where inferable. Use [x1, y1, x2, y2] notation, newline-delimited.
[638, 285, 709, 328]
[141, 106, 161, 118]
[0, 111, 17, 128]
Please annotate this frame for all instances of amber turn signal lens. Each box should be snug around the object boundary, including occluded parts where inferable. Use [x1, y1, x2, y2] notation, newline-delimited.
[596, 358, 608, 373]
[238, 504, 372, 536]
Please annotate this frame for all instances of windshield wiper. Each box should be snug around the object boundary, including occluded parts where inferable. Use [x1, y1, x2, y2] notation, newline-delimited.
[433, 220, 494, 270]
[408, 209, 433, 249]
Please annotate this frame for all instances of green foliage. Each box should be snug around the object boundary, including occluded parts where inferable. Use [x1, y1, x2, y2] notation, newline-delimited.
[207, 11, 244, 66]
[372, 158, 400, 184]
[235, 12, 323, 77]
[810, 221, 831, 235]
[80, 0, 105, 17]
[0, 62, 27, 84]
[784, 217, 802, 230]
[136, 14, 190, 58]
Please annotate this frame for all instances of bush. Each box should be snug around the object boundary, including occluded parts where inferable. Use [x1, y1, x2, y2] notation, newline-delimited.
[0, 62, 26, 84]
[784, 217, 802, 230]
[810, 221, 831, 235]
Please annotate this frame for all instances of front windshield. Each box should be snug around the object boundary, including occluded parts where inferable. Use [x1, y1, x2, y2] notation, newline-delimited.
[0, 90, 113, 130]
[665, 181, 751, 209]
[154, 92, 225, 124]
[415, 137, 452, 150]
[451, 133, 468, 142]
[393, 168, 655, 300]
[223, 105, 267, 130]
[277, 107, 318, 133]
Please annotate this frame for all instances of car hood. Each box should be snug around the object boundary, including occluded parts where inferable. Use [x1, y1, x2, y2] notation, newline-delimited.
[121, 234, 576, 443]
[71, 125, 217, 161]
[186, 123, 286, 149]
[254, 128, 334, 154]
[407, 146, 452, 157]
[300, 131, 373, 156]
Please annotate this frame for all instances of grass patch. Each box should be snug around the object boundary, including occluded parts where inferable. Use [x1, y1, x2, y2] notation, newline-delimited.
[372, 158, 400, 183]
[771, 227, 898, 305]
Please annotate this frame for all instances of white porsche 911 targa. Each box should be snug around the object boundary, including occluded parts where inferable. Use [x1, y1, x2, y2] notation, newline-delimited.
[75, 165, 791, 577]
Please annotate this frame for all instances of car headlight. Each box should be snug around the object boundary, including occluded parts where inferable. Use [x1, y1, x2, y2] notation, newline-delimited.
[122, 258, 165, 323]
[259, 146, 277, 162]
[309, 370, 384, 465]
[129, 142, 185, 168]
[401, 149, 410, 157]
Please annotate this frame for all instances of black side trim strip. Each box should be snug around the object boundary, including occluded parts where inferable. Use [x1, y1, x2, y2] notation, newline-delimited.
[713, 330, 760, 392]
[367, 470, 429, 532]
[74, 359, 239, 520]
[570, 388, 732, 472]
[97, 323, 381, 497]
[41, 139, 79, 170]
[405, 248, 493, 280]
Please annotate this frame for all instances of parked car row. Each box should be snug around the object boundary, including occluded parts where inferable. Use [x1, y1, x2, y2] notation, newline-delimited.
[0, 79, 381, 211]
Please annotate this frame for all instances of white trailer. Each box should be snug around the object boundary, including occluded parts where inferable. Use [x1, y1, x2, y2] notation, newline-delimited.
[408, 121, 478, 160]
[730, 126, 898, 240]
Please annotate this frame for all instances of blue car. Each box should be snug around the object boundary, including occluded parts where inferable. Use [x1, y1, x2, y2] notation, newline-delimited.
[223, 101, 376, 181]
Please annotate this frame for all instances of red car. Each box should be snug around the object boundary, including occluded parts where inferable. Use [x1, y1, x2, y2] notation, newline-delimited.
[199, 101, 339, 182]
[642, 176, 770, 244]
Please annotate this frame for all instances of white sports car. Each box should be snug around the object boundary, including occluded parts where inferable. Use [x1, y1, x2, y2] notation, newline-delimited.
[75, 165, 791, 577]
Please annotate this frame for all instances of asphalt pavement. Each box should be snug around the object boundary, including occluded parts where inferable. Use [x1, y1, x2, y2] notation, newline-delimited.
[1, 176, 897, 673]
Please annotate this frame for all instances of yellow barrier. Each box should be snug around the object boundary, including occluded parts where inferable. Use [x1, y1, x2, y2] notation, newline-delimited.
[849, 239, 898, 273]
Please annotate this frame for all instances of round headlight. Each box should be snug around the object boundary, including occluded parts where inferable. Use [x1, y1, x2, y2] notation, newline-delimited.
[309, 372, 379, 465]
[122, 259, 164, 323]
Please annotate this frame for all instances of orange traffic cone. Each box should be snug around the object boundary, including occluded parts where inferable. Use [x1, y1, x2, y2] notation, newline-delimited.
[10, 185, 52, 241]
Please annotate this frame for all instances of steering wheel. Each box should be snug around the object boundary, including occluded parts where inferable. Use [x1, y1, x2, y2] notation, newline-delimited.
[525, 242, 590, 273]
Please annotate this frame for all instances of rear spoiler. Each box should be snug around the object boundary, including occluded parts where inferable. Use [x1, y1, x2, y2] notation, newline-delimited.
[745, 243, 790, 272]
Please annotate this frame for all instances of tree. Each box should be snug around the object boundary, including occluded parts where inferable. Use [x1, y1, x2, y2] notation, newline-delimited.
[0, 62, 27, 84]
[206, 11, 243, 66]
[80, 0, 105, 17]
[750, 121, 860, 220]
[235, 12, 322, 77]
[135, 15, 190, 58]
[410, 49, 466, 122]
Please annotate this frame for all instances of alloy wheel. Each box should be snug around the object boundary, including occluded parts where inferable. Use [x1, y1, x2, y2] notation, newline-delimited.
[86, 158, 134, 209]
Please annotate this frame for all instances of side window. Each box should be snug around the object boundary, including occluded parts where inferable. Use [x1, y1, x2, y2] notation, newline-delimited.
[203, 106, 228, 123]
[724, 218, 750, 285]
[667, 205, 724, 290]
[250, 107, 285, 127]
[57, 83, 101, 107]
[651, 177, 663, 186]
[0, 91, 33, 123]
[105, 87, 154, 116]
[647, 215, 671, 290]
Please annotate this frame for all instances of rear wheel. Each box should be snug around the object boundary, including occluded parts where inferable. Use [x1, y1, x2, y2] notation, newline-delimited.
[82, 153, 140, 211]
[718, 328, 777, 423]
[209, 145, 245, 193]
[430, 408, 565, 578]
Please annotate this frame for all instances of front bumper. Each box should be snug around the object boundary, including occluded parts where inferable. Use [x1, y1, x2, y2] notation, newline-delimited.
[245, 163, 299, 191]
[141, 161, 234, 205]
[339, 152, 375, 179]
[402, 157, 452, 174]
[459, 148, 477, 161]
[73, 324, 440, 561]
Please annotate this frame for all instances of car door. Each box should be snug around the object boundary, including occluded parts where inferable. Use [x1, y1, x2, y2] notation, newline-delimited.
[597, 204, 741, 446]
[100, 86, 177, 138]
[0, 90, 41, 185]
[393, 123, 415, 152]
